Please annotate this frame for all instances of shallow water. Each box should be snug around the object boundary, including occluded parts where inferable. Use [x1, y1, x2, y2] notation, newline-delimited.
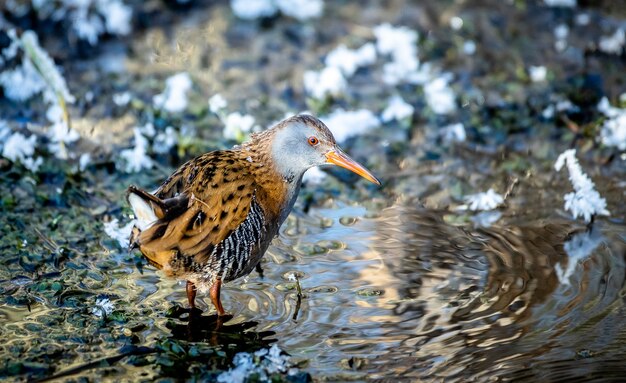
[118, 201, 624, 381]
[1, 192, 625, 381]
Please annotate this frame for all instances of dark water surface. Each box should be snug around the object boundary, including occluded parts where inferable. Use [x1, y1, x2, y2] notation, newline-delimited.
[213, 203, 626, 381]
[1, 197, 625, 381]
[115, 201, 623, 381]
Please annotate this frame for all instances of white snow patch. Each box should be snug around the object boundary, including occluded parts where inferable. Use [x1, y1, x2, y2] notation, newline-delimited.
[1, 29, 20, 59]
[92, 297, 115, 318]
[321, 109, 379, 143]
[138, 122, 156, 138]
[575, 13, 590, 26]
[224, 112, 257, 142]
[0, 58, 46, 102]
[441, 123, 466, 143]
[231, 0, 322, 21]
[231, 0, 277, 20]
[544, 0, 576, 7]
[79, 153, 91, 171]
[275, 0, 323, 21]
[597, 97, 626, 150]
[303, 66, 347, 100]
[2, 132, 43, 171]
[554, 24, 569, 52]
[424, 76, 457, 115]
[153, 72, 193, 113]
[373, 23, 421, 85]
[103, 218, 136, 248]
[450, 16, 463, 31]
[54, 0, 134, 44]
[463, 40, 476, 55]
[464, 189, 504, 211]
[600, 111, 626, 150]
[599, 28, 625, 55]
[529, 66, 547, 82]
[554, 149, 610, 222]
[217, 345, 296, 383]
[325, 43, 377, 77]
[100, 0, 133, 36]
[113, 91, 131, 106]
[381, 95, 414, 122]
[209, 93, 228, 114]
[120, 128, 153, 173]
[154, 126, 178, 154]
[303, 167, 327, 184]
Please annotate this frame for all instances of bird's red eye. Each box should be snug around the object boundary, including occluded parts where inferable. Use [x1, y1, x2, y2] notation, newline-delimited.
[308, 136, 319, 146]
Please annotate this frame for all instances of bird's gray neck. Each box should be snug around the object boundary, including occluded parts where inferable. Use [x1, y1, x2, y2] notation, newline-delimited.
[277, 173, 303, 227]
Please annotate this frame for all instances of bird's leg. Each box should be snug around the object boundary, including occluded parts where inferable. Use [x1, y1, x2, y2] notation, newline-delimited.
[255, 262, 264, 278]
[210, 278, 226, 316]
[186, 281, 197, 309]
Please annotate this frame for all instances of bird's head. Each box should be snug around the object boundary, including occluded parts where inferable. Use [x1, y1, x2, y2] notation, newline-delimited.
[268, 114, 381, 185]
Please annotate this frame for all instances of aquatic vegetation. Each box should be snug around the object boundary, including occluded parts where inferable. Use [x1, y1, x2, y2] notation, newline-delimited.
[554, 149, 610, 223]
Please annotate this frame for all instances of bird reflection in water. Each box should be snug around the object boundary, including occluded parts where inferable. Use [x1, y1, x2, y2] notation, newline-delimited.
[165, 306, 276, 348]
[372, 204, 624, 381]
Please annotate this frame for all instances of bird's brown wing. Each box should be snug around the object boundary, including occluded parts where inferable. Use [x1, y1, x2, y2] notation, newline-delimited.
[136, 152, 258, 274]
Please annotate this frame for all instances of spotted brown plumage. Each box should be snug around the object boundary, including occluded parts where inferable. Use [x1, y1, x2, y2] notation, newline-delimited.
[127, 114, 380, 316]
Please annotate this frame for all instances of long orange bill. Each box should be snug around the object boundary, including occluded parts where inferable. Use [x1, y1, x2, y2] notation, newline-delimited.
[325, 148, 381, 186]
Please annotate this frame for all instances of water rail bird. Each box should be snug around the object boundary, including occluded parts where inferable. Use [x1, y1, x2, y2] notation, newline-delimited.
[127, 114, 380, 316]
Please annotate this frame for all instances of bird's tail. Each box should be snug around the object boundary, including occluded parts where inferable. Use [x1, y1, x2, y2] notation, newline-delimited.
[127, 185, 164, 231]
[127, 185, 167, 251]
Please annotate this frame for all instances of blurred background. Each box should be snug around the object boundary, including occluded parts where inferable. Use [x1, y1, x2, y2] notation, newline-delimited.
[0, 0, 625, 382]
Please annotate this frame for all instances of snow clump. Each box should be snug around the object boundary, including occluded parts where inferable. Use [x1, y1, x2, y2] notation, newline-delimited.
[554, 149, 610, 223]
